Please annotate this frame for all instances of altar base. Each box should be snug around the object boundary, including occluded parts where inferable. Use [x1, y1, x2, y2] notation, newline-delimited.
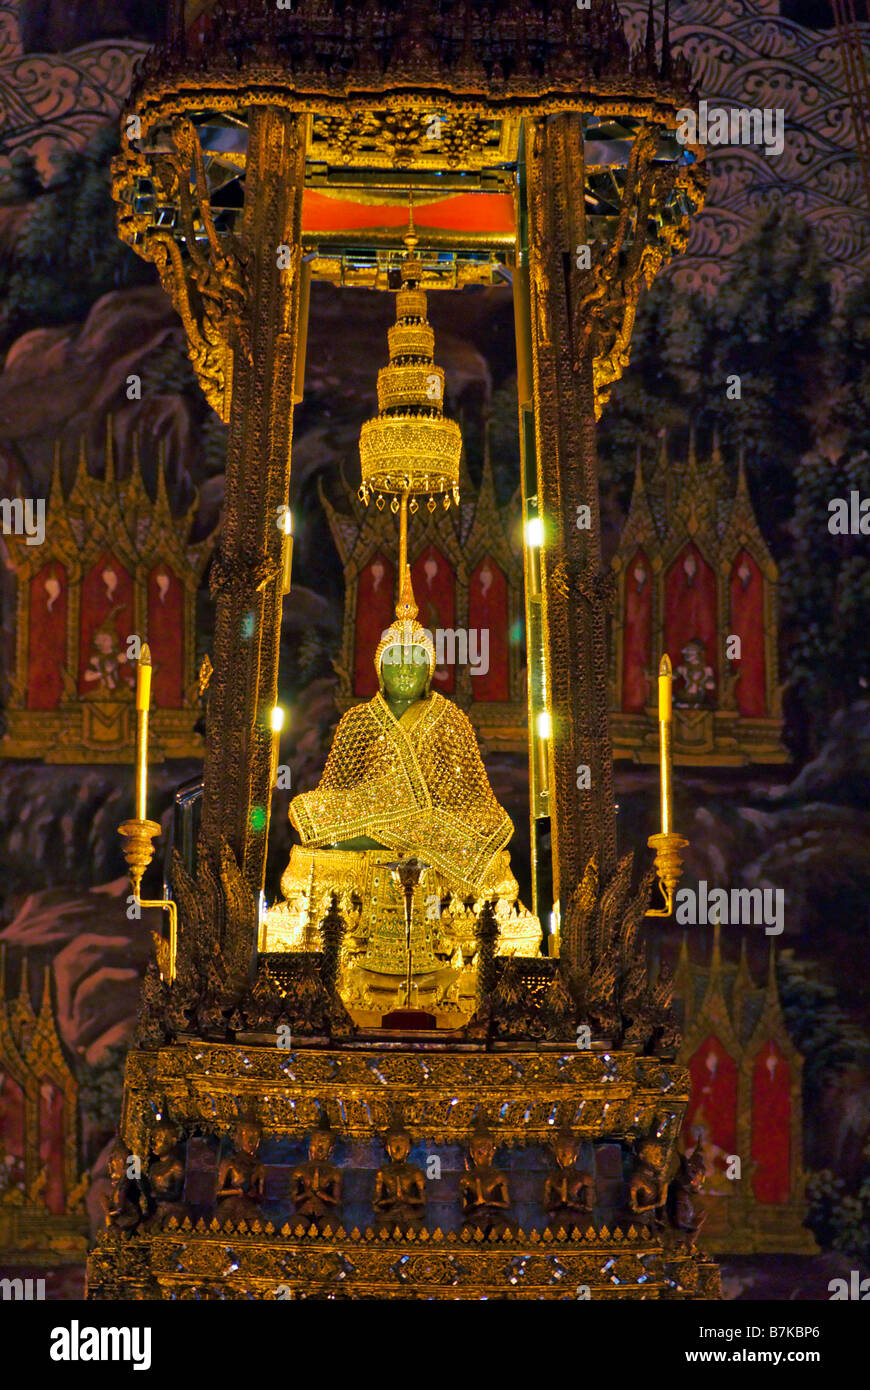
[86, 1041, 719, 1301]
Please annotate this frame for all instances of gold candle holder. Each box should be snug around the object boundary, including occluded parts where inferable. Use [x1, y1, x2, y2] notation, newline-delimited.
[118, 645, 178, 982]
[647, 653, 689, 917]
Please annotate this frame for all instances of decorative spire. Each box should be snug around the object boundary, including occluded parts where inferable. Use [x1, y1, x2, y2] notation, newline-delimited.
[710, 920, 722, 981]
[74, 433, 89, 497]
[39, 963, 53, 1019]
[766, 937, 778, 1000]
[655, 427, 668, 476]
[48, 441, 63, 511]
[736, 441, 750, 496]
[645, 0, 656, 71]
[687, 420, 697, 470]
[662, 0, 672, 80]
[711, 424, 723, 468]
[633, 443, 645, 493]
[395, 565, 419, 623]
[104, 413, 115, 487]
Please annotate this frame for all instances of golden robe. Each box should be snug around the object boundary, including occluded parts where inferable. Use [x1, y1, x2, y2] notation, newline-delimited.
[290, 691, 513, 897]
[261, 691, 540, 1007]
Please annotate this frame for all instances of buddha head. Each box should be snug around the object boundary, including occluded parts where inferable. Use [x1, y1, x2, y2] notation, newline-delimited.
[308, 1118, 336, 1163]
[375, 566, 435, 700]
[150, 1119, 181, 1158]
[233, 1120, 261, 1156]
[384, 1125, 413, 1165]
[552, 1130, 580, 1171]
[684, 1138, 706, 1191]
[106, 1138, 130, 1183]
[467, 1114, 497, 1169]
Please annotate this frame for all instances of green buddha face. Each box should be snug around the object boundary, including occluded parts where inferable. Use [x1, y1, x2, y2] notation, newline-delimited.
[380, 643, 430, 703]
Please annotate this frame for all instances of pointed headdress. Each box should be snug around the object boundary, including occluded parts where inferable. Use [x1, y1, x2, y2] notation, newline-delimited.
[374, 566, 436, 691]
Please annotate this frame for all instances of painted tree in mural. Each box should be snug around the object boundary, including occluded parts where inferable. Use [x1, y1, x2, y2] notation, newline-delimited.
[776, 277, 870, 752]
[709, 209, 832, 526]
[0, 126, 152, 348]
[830, 278, 870, 448]
[598, 209, 833, 529]
[779, 448, 870, 753]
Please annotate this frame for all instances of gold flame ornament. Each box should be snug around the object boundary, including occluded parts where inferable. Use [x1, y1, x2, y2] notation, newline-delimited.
[646, 654, 689, 917]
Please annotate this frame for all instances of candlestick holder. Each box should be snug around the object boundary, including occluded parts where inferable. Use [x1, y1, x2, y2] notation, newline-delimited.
[118, 817, 178, 983]
[645, 830, 690, 917]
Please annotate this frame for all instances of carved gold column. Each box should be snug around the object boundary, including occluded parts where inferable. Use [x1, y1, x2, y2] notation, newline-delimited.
[525, 114, 617, 909]
[525, 112, 679, 924]
[198, 109, 307, 932]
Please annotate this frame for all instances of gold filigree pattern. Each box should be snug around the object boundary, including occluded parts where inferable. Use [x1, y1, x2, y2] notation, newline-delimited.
[290, 691, 512, 898]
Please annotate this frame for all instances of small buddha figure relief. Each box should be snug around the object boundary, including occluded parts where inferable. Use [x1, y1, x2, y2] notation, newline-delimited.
[373, 1125, 426, 1229]
[290, 1120, 343, 1226]
[459, 1117, 510, 1234]
[543, 1131, 595, 1230]
[261, 568, 541, 1016]
[216, 1120, 265, 1226]
[144, 1119, 187, 1228]
[102, 1139, 144, 1231]
[627, 1134, 668, 1226]
[665, 1140, 707, 1251]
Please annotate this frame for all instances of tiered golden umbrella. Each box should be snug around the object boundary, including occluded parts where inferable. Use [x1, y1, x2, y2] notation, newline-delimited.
[359, 209, 462, 586]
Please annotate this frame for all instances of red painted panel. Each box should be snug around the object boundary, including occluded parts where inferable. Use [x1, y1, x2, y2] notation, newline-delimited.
[730, 549, 766, 717]
[622, 548, 652, 712]
[27, 562, 67, 710]
[412, 546, 456, 695]
[686, 1034, 738, 1191]
[148, 564, 184, 708]
[354, 551, 395, 698]
[78, 553, 135, 698]
[468, 555, 508, 702]
[0, 1070, 26, 1194]
[751, 1041, 791, 1204]
[39, 1078, 65, 1215]
[303, 188, 515, 236]
[665, 543, 718, 702]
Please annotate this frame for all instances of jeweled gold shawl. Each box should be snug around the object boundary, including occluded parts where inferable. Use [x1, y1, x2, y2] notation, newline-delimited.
[290, 692, 513, 895]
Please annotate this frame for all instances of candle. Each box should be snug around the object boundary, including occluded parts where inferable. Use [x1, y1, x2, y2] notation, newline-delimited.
[281, 509, 293, 595]
[658, 653, 672, 836]
[270, 705, 285, 786]
[536, 708, 551, 797]
[135, 644, 152, 822]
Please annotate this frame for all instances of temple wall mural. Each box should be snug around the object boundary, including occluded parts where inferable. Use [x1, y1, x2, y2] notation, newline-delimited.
[1, 420, 215, 762]
[610, 433, 787, 765]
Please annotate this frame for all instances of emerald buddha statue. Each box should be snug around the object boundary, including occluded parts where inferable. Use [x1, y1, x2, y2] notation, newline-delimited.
[262, 569, 541, 1021]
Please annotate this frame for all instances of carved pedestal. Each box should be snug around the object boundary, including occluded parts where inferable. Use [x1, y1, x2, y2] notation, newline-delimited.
[86, 1041, 719, 1301]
